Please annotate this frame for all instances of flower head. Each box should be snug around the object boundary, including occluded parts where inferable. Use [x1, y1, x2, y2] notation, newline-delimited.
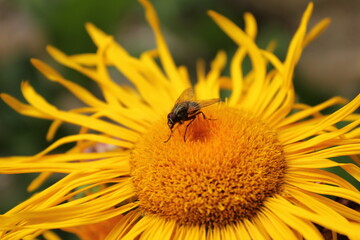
[1, 0, 360, 239]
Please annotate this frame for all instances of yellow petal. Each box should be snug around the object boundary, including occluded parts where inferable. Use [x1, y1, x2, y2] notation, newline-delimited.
[265, 198, 323, 240]
[243, 218, 267, 240]
[289, 180, 360, 204]
[120, 215, 153, 240]
[287, 168, 357, 191]
[139, 0, 190, 92]
[270, 195, 360, 239]
[104, 211, 142, 240]
[279, 96, 348, 128]
[31, 59, 107, 108]
[279, 94, 360, 144]
[256, 209, 298, 240]
[284, 118, 360, 153]
[21, 81, 139, 142]
[303, 18, 331, 48]
[27, 172, 52, 192]
[208, 10, 266, 110]
[0, 93, 52, 119]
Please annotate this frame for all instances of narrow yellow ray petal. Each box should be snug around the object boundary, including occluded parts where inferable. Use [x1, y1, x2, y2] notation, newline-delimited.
[265, 199, 323, 240]
[257, 209, 298, 240]
[47, 45, 97, 80]
[262, 4, 314, 123]
[102, 41, 170, 113]
[32, 134, 133, 158]
[3, 183, 136, 229]
[244, 12, 257, 39]
[257, 9, 317, 118]
[345, 127, 360, 138]
[178, 66, 191, 91]
[345, 113, 360, 121]
[0, 93, 52, 119]
[279, 94, 360, 144]
[3, 177, 131, 224]
[284, 118, 360, 153]
[105, 211, 142, 240]
[206, 50, 226, 98]
[21, 81, 139, 142]
[278, 96, 347, 128]
[141, 217, 176, 240]
[156, 218, 177, 240]
[42, 231, 61, 240]
[266, 89, 295, 126]
[32, 58, 108, 108]
[211, 227, 223, 240]
[288, 144, 360, 161]
[219, 76, 232, 90]
[221, 224, 241, 240]
[287, 158, 360, 179]
[68, 53, 99, 66]
[270, 196, 360, 239]
[85, 22, 127, 54]
[139, 0, 190, 91]
[243, 218, 267, 240]
[228, 12, 257, 106]
[208, 10, 266, 110]
[27, 172, 52, 192]
[139, 50, 171, 90]
[255, 74, 283, 117]
[283, 3, 313, 86]
[178, 225, 206, 240]
[46, 107, 97, 141]
[303, 18, 331, 48]
[234, 221, 251, 240]
[196, 59, 206, 84]
[228, 48, 246, 106]
[0, 157, 129, 174]
[29, 205, 136, 229]
[3, 230, 44, 240]
[288, 180, 360, 204]
[288, 168, 356, 191]
[342, 164, 360, 181]
[248, 217, 270, 240]
[11, 172, 131, 212]
[82, 109, 148, 136]
[132, 52, 174, 108]
[48, 42, 152, 115]
[287, 186, 360, 227]
[121, 216, 153, 240]
[303, 190, 360, 222]
[0, 152, 126, 165]
[196, 51, 226, 99]
[94, 43, 123, 108]
[260, 50, 284, 75]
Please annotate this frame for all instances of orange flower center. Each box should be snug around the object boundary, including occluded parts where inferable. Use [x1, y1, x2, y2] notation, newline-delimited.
[130, 105, 286, 227]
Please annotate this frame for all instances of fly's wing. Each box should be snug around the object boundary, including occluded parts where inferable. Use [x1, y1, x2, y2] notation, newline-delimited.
[174, 88, 194, 106]
[197, 98, 221, 108]
[187, 98, 221, 115]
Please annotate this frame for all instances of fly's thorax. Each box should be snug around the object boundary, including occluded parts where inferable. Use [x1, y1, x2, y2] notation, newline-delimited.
[173, 101, 192, 119]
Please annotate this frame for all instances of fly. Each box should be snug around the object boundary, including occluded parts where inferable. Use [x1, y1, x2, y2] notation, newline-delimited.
[164, 88, 220, 142]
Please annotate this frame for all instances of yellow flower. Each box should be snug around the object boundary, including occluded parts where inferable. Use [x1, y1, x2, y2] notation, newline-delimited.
[1, 0, 360, 239]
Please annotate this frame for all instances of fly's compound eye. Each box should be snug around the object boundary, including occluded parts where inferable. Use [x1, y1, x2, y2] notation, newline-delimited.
[168, 113, 177, 124]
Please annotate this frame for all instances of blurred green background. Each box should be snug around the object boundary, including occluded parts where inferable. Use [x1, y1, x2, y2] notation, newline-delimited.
[0, 0, 359, 238]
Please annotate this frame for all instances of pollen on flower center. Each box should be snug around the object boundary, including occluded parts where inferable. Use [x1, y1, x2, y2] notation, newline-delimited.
[130, 105, 286, 227]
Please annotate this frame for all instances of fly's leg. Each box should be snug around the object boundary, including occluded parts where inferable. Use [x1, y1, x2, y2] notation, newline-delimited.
[183, 111, 217, 142]
[164, 129, 173, 143]
[198, 111, 215, 120]
[183, 115, 197, 142]
[164, 124, 175, 143]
